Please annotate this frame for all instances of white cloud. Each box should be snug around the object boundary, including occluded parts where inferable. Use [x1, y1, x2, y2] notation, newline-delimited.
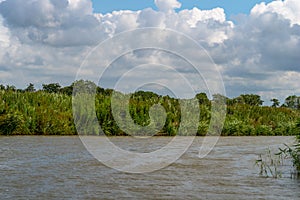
[95, 10, 140, 35]
[67, 0, 92, 13]
[93, 5, 232, 46]
[154, 0, 181, 13]
[251, 0, 300, 25]
[0, 15, 9, 48]
[179, 7, 227, 28]
[137, 8, 166, 28]
[0, 0, 105, 47]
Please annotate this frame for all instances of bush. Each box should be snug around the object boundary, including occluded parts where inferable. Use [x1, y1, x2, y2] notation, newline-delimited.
[0, 113, 23, 135]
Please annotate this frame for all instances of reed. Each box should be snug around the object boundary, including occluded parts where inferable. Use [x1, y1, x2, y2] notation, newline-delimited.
[0, 83, 300, 136]
[256, 118, 300, 179]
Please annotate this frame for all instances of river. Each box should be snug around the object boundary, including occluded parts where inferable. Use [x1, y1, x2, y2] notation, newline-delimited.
[0, 136, 299, 199]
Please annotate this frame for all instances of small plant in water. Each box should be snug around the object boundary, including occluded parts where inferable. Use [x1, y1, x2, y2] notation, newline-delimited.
[256, 144, 300, 179]
[278, 144, 300, 178]
[255, 148, 285, 178]
[256, 118, 300, 179]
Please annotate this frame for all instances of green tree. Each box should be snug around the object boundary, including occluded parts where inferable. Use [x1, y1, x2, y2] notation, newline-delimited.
[72, 80, 97, 95]
[6, 85, 16, 91]
[271, 98, 280, 107]
[285, 95, 300, 109]
[196, 93, 210, 105]
[212, 93, 227, 104]
[238, 94, 264, 106]
[25, 83, 35, 92]
[60, 85, 73, 95]
[42, 83, 61, 93]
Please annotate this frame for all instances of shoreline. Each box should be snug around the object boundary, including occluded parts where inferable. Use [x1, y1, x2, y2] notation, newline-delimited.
[0, 135, 297, 137]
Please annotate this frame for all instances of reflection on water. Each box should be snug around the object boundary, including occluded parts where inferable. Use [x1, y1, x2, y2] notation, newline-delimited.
[0, 136, 299, 199]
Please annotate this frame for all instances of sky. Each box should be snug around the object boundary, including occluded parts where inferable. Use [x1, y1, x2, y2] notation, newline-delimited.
[92, 0, 274, 17]
[0, 0, 300, 104]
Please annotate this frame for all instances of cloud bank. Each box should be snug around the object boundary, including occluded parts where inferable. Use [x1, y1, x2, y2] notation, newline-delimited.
[0, 0, 299, 103]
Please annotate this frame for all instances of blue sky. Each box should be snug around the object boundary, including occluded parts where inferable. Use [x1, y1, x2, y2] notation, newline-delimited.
[92, 0, 274, 16]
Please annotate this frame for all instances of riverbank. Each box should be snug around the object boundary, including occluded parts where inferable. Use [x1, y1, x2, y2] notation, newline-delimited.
[1, 82, 300, 136]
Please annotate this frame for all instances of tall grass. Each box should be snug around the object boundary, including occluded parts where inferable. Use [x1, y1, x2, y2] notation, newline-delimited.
[0, 85, 300, 136]
[0, 90, 75, 135]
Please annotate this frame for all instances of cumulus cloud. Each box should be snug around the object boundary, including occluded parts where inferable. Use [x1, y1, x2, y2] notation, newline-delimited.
[187, 0, 299, 101]
[220, 0, 300, 77]
[0, 0, 299, 103]
[251, 0, 300, 25]
[154, 0, 181, 13]
[179, 7, 227, 27]
[0, 0, 232, 48]
[0, 0, 104, 46]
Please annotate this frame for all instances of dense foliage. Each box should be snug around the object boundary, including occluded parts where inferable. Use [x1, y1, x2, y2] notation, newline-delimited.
[0, 81, 300, 136]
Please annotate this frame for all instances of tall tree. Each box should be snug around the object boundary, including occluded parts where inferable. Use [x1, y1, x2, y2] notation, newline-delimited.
[60, 86, 73, 96]
[285, 95, 300, 109]
[196, 93, 210, 105]
[212, 94, 228, 104]
[6, 85, 16, 91]
[42, 83, 61, 93]
[238, 94, 264, 106]
[270, 98, 280, 107]
[25, 83, 35, 92]
[72, 80, 97, 95]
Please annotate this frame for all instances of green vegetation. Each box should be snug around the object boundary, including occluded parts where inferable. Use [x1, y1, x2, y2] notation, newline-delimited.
[256, 119, 300, 179]
[0, 89, 75, 135]
[255, 148, 285, 178]
[0, 81, 300, 137]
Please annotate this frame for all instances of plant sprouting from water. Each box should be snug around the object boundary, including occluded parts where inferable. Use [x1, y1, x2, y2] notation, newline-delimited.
[256, 118, 300, 179]
[255, 148, 285, 178]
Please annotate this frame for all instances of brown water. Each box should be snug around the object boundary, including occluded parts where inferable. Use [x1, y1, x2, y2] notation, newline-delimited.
[0, 136, 299, 199]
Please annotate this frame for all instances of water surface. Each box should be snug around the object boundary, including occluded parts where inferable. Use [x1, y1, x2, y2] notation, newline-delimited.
[0, 136, 299, 199]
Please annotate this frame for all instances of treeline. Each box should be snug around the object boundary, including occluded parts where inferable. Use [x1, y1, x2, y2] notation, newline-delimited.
[0, 80, 300, 136]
